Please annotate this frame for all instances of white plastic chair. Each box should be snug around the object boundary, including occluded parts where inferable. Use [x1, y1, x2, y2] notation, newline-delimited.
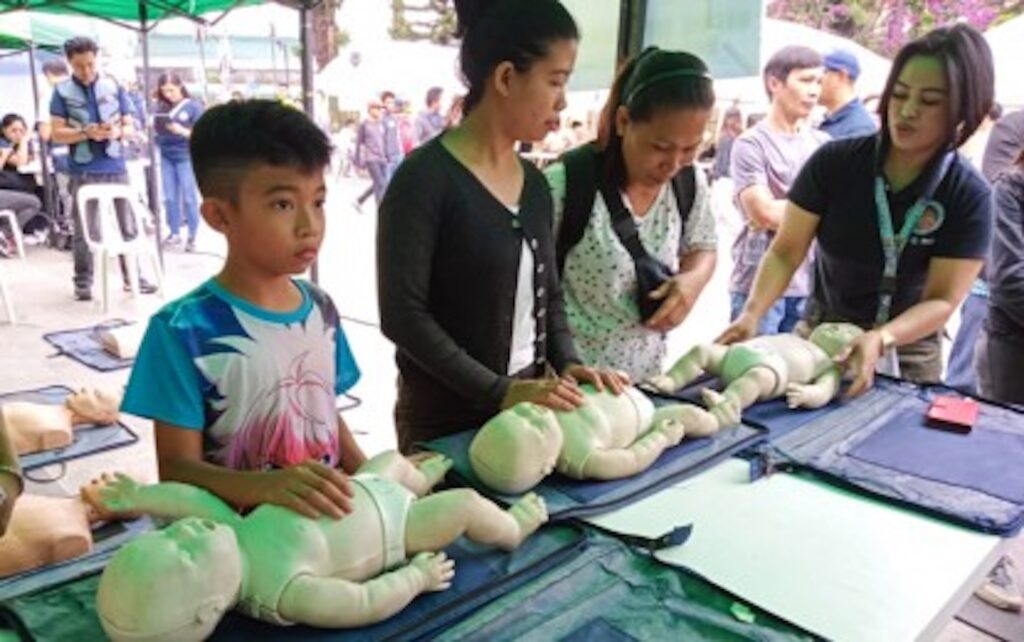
[0, 260, 15, 324]
[76, 183, 164, 313]
[0, 209, 25, 259]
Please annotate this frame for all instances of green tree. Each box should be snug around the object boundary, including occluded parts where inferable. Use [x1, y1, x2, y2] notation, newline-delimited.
[768, 0, 1024, 56]
[390, 0, 458, 44]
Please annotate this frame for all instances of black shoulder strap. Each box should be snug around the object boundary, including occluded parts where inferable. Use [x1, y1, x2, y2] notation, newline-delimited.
[556, 143, 599, 275]
[597, 176, 649, 262]
[670, 164, 697, 226]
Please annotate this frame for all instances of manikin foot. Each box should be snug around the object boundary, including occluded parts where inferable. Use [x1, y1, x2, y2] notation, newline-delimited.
[81, 473, 142, 523]
[505, 493, 548, 549]
[416, 455, 453, 493]
[655, 418, 685, 446]
[700, 388, 741, 427]
[646, 374, 679, 394]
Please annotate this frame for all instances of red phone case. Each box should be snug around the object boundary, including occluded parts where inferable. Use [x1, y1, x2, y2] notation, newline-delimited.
[926, 395, 978, 434]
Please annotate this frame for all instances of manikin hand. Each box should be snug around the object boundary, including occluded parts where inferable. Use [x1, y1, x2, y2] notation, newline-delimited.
[785, 383, 815, 409]
[96, 473, 142, 514]
[701, 388, 741, 427]
[715, 311, 760, 346]
[411, 552, 455, 592]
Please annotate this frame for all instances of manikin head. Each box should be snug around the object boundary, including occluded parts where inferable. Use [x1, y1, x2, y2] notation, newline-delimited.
[469, 402, 563, 494]
[98, 517, 243, 641]
[807, 322, 864, 358]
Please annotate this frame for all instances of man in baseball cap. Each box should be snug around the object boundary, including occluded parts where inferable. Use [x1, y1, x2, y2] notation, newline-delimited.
[819, 49, 877, 139]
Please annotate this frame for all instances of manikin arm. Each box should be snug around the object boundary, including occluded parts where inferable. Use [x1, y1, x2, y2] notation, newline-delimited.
[100, 474, 242, 527]
[579, 419, 685, 480]
[277, 552, 454, 628]
[785, 368, 842, 409]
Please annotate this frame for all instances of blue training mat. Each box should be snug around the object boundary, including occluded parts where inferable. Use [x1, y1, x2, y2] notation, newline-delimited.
[421, 395, 767, 520]
[1, 386, 138, 472]
[42, 319, 136, 372]
[0, 517, 153, 603]
[0, 524, 587, 642]
[759, 376, 1024, 535]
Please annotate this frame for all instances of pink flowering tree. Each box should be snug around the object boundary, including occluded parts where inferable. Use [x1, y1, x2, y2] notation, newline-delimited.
[768, 0, 1020, 56]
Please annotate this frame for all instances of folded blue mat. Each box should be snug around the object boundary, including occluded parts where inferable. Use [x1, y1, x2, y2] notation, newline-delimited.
[422, 396, 767, 520]
[0, 524, 586, 642]
[760, 376, 1024, 535]
[434, 530, 812, 642]
[42, 319, 135, 372]
[0, 386, 138, 472]
[849, 397, 1024, 505]
[0, 516, 153, 602]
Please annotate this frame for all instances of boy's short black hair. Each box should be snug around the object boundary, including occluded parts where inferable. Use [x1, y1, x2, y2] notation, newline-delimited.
[63, 37, 98, 59]
[762, 45, 822, 101]
[190, 99, 333, 201]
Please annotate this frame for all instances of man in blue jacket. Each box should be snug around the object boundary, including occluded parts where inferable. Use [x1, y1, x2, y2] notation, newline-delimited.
[49, 37, 157, 301]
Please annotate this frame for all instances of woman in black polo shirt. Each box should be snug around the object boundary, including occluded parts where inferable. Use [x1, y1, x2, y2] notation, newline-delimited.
[377, 0, 625, 452]
[720, 24, 994, 397]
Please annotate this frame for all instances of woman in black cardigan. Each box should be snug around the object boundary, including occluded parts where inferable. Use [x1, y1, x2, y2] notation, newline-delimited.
[377, 0, 625, 452]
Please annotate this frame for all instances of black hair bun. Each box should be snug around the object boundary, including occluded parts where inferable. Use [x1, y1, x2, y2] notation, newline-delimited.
[453, 0, 499, 38]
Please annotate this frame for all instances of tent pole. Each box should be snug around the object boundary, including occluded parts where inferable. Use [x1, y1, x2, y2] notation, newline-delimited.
[139, 2, 164, 266]
[616, 0, 648, 66]
[26, 41, 55, 219]
[299, 2, 319, 284]
[197, 24, 211, 104]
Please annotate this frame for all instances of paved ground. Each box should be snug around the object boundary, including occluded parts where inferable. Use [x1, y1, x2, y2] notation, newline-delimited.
[0, 173, 1015, 640]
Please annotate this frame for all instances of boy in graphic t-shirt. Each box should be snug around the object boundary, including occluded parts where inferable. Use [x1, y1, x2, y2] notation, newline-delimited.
[122, 101, 366, 520]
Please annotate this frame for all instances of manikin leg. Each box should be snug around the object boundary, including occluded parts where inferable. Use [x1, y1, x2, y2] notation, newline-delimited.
[701, 366, 778, 427]
[405, 490, 547, 553]
[358, 451, 452, 497]
[580, 417, 684, 480]
[649, 344, 729, 392]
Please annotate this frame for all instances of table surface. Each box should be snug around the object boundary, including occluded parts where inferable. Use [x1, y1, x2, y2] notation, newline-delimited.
[588, 458, 1003, 642]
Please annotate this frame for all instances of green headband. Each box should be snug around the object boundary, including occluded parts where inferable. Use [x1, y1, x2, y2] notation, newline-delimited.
[622, 68, 713, 109]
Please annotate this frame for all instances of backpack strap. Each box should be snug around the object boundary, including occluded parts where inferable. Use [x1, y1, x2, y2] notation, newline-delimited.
[557, 145, 698, 274]
[670, 164, 697, 229]
[556, 143, 600, 276]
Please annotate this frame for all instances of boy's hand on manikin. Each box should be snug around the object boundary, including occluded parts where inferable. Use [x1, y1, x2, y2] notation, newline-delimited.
[250, 459, 354, 519]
